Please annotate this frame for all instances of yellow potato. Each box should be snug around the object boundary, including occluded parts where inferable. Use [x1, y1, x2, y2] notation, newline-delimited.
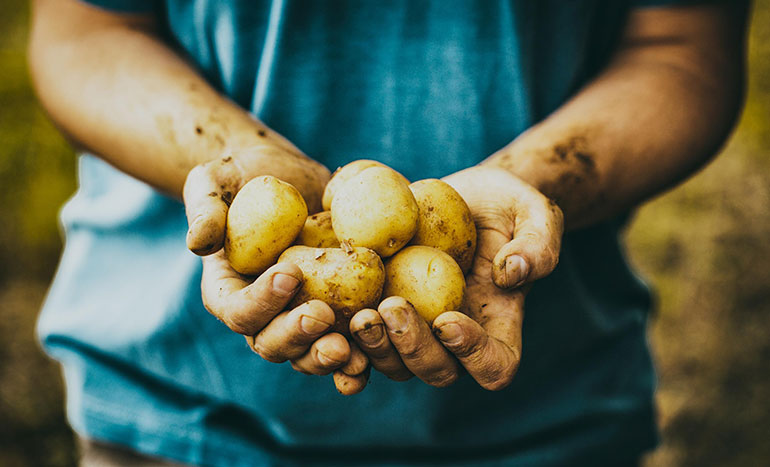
[225, 176, 307, 275]
[408, 179, 477, 273]
[322, 159, 409, 211]
[278, 246, 385, 335]
[294, 211, 339, 248]
[383, 246, 465, 324]
[331, 166, 419, 257]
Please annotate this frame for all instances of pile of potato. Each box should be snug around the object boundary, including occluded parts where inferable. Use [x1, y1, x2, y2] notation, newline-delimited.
[224, 160, 477, 335]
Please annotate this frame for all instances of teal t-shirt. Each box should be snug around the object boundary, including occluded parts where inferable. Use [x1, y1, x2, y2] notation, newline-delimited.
[39, 1, 680, 465]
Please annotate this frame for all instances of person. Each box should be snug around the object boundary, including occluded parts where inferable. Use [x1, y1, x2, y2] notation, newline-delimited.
[29, 0, 747, 465]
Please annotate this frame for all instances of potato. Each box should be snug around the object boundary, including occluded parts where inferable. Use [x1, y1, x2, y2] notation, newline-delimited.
[295, 211, 339, 248]
[322, 159, 409, 211]
[383, 246, 465, 324]
[225, 176, 307, 275]
[278, 246, 385, 335]
[408, 179, 477, 273]
[331, 166, 419, 257]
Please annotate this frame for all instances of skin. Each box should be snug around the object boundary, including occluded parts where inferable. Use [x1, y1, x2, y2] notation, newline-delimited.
[30, 1, 747, 394]
[350, 3, 748, 390]
[28, 0, 370, 392]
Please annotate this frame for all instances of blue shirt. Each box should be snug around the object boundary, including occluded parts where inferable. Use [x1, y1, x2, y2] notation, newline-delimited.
[38, 1, 683, 465]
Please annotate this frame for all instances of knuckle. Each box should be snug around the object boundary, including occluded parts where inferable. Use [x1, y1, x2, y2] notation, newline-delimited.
[290, 361, 311, 375]
[426, 369, 459, 388]
[396, 338, 428, 361]
[251, 340, 285, 363]
[451, 333, 488, 360]
[222, 309, 259, 336]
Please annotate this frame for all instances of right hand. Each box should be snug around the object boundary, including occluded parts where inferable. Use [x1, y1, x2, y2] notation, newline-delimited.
[183, 146, 372, 389]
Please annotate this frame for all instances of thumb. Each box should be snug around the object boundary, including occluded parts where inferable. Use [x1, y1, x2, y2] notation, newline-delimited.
[183, 157, 242, 255]
[492, 195, 564, 289]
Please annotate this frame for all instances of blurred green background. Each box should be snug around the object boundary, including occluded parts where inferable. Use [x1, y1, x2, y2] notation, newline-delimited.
[1, 1, 768, 466]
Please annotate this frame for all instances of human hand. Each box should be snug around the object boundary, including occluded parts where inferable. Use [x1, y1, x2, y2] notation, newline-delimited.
[183, 146, 363, 384]
[349, 166, 563, 390]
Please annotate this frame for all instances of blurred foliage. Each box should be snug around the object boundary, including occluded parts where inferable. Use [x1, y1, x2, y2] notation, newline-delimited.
[0, 1, 78, 466]
[0, 0, 768, 466]
[633, 2, 770, 465]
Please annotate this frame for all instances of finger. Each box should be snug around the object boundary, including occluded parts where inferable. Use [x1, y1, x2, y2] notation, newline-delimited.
[341, 342, 369, 376]
[183, 157, 242, 255]
[434, 285, 524, 391]
[433, 311, 521, 391]
[350, 309, 412, 381]
[378, 297, 461, 387]
[290, 333, 350, 375]
[333, 367, 370, 396]
[492, 192, 564, 288]
[246, 300, 335, 363]
[201, 251, 302, 335]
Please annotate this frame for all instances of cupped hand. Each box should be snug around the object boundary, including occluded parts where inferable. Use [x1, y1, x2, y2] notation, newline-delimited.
[181, 146, 373, 389]
[349, 166, 564, 390]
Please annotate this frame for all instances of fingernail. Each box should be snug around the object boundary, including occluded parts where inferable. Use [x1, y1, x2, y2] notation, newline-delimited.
[380, 307, 409, 334]
[436, 323, 464, 345]
[272, 273, 300, 296]
[355, 323, 384, 345]
[317, 350, 340, 367]
[506, 255, 529, 287]
[300, 315, 331, 335]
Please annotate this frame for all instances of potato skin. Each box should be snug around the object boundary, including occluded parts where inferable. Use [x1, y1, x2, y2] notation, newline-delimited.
[278, 246, 385, 335]
[408, 179, 477, 273]
[322, 159, 409, 211]
[383, 246, 465, 324]
[225, 176, 307, 275]
[295, 211, 339, 248]
[331, 166, 419, 257]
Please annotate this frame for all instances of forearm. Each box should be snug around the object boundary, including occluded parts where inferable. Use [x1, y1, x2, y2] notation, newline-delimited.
[28, 0, 328, 201]
[485, 4, 747, 229]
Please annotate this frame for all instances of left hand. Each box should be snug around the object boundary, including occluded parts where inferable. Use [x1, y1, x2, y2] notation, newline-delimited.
[349, 165, 564, 390]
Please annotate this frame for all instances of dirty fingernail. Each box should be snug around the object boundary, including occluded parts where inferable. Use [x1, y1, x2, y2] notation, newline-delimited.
[506, 255, 529, 287]
[300, 315, 331, 335]
[380, 307, 409, 334]
[273, 273, 300, 296]
[355, 323, 384, 345]
[436, 323, 464, 346]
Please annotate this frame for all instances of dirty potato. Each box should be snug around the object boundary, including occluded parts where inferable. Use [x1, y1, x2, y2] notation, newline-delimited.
[295, 211, 339, 248]
[278, 246, 385, 335]
[408, 179, 477, 273]
[383, 246, 465, 324]
[322, 159, 409, 211]
[331, 166, 419, 257]
[225, 176, 307, 275]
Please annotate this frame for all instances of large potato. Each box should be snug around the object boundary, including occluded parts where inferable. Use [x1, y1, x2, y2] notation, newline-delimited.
[295, 211, 339, 248]
[322, 159, 409, 211]
[278, 246, 385, 335]
[408, 179, 477, 273]
[383, 246, 465, 324]
[225, 176, 307, 275]
[331, 166, 419, 257]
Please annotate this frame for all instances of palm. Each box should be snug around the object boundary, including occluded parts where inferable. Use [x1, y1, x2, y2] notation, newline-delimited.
[461, 204, 526, 348]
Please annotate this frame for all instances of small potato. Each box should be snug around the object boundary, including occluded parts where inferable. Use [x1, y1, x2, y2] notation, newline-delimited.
[225, 176, 307, 275]
[332, 167, 419, 257]
[278, 246, 385, 335]
[322, 159, 409, 211]
[295, 211, 339, 248]
[409, 179, 477, 273]
[383, 246, 465, 324]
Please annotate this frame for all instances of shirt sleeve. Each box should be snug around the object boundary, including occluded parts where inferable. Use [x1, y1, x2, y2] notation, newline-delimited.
[79, 0, 159, 13]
